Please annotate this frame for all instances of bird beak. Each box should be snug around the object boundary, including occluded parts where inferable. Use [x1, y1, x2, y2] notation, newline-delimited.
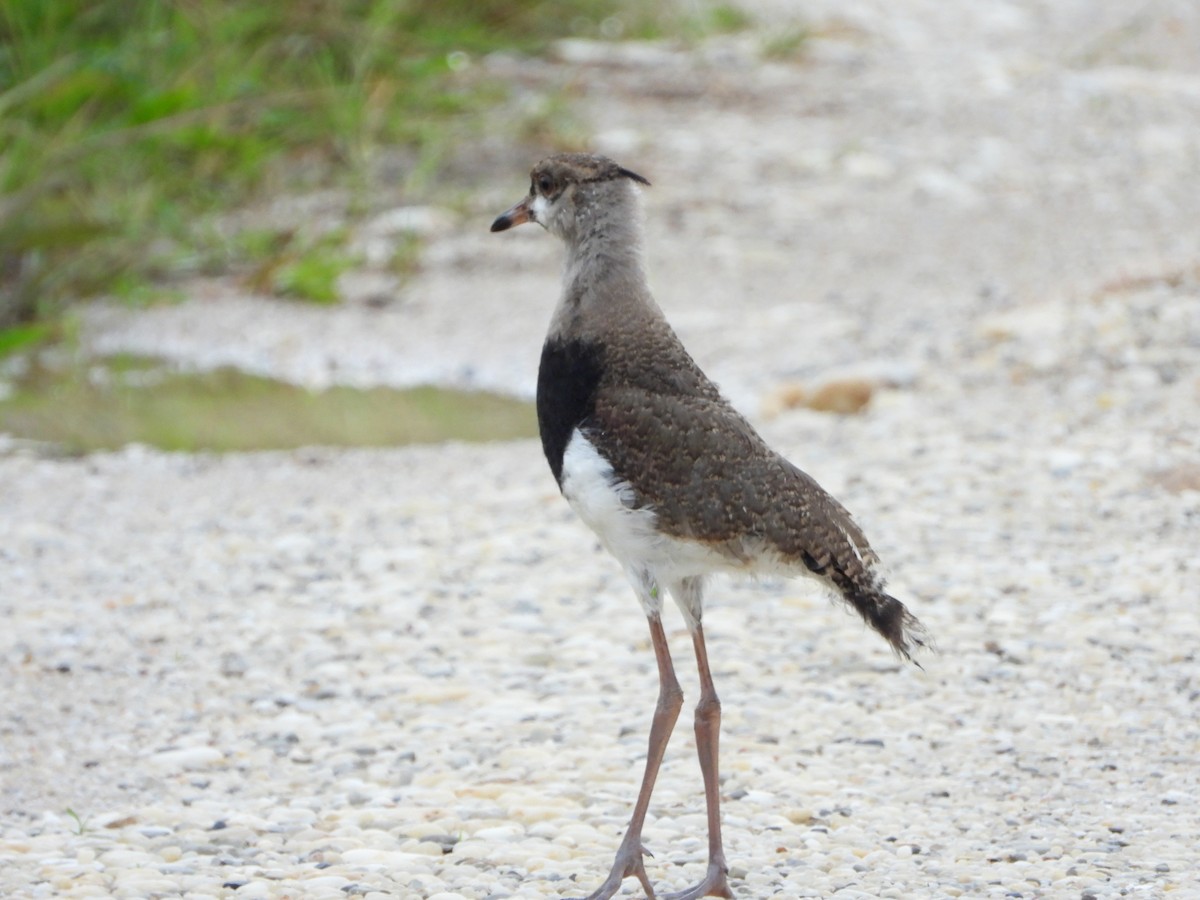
[490, 197, 532, 232]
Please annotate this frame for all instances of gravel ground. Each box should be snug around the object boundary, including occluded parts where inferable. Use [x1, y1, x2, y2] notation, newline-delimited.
[4, 1, 1200, 898]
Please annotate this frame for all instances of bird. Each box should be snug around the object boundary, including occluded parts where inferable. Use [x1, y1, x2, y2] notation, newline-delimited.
[490, 153, 930, 900]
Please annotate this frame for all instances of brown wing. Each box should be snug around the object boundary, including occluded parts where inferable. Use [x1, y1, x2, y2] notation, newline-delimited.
[586, 385, 874, 567]
[587, 384, 928, 657]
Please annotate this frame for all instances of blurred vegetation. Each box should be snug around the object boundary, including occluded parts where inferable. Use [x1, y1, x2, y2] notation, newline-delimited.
[0, 353, 537, 452]
[761, 24, 812, 60]
[0, 0, 676, 330]
[0, 0, 754, 453]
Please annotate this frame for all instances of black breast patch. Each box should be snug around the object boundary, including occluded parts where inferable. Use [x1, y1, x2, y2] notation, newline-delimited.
[537, 338, 606, 485]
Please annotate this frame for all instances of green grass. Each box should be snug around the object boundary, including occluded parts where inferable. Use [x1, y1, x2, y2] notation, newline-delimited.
[0, 0, 669, 327]
[761, 25, 812, 61]
[0, 1, 753, 453]
[64, 808, 91, 836]
[237, 228, 358, 304]
[702, 3, 753, 35]
[0, 354, 537, 452]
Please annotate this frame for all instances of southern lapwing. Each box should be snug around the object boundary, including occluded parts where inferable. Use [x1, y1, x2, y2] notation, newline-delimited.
[491, 153, 929, 900]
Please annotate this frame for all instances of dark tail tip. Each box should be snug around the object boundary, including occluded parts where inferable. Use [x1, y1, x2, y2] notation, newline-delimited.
[896, 609, 934, 668]
[851, 587, 934, 665]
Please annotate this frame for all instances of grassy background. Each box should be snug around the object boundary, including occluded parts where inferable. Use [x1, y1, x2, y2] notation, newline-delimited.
[0, 0, 675, 329]
[0, 0, 751, 451]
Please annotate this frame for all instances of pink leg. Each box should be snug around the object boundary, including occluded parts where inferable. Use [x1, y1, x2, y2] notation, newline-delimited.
[569, 614, 683, 900]
[663, 623, 733, 899]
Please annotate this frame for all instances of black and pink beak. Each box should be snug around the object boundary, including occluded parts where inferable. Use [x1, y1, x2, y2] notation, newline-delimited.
[490, 196, 533, 232]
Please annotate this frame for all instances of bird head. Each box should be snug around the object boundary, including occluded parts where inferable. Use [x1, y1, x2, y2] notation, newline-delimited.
[490, 153, 650, 242]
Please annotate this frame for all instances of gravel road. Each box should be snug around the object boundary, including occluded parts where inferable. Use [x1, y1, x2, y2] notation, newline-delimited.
[4, 1, 1199, 897]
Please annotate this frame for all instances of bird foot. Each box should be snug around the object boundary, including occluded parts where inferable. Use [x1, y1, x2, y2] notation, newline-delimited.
[562, 840, 657, 900]
[661, 861, 734, 900]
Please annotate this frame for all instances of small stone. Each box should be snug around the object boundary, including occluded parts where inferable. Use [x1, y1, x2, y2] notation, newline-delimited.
[149, 746, 224, 771]
[473, 824, 524, 840]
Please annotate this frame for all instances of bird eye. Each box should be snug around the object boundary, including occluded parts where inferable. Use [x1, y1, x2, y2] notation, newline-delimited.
[536, 174, 554, 195]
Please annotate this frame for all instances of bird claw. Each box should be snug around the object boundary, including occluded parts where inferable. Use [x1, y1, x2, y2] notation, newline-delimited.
[562, 838, 659, 899]
[660, 861, 734, 900]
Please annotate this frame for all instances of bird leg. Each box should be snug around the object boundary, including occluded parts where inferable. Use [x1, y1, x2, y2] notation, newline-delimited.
[569, 613, 683, 900]
[662, 623, 733, 900]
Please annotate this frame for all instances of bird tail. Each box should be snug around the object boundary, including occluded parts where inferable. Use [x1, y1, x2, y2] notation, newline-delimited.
[834, 574, 933, 664]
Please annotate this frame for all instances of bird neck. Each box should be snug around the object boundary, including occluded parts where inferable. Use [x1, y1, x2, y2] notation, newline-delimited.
[552, 230, 657, 342]
[546, 182, 663, 342]
[563, 227, 645, 295]
[562, 181, 645, 277]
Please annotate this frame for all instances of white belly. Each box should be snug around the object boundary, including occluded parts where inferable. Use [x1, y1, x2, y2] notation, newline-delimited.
[558, 430, 736, 588]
